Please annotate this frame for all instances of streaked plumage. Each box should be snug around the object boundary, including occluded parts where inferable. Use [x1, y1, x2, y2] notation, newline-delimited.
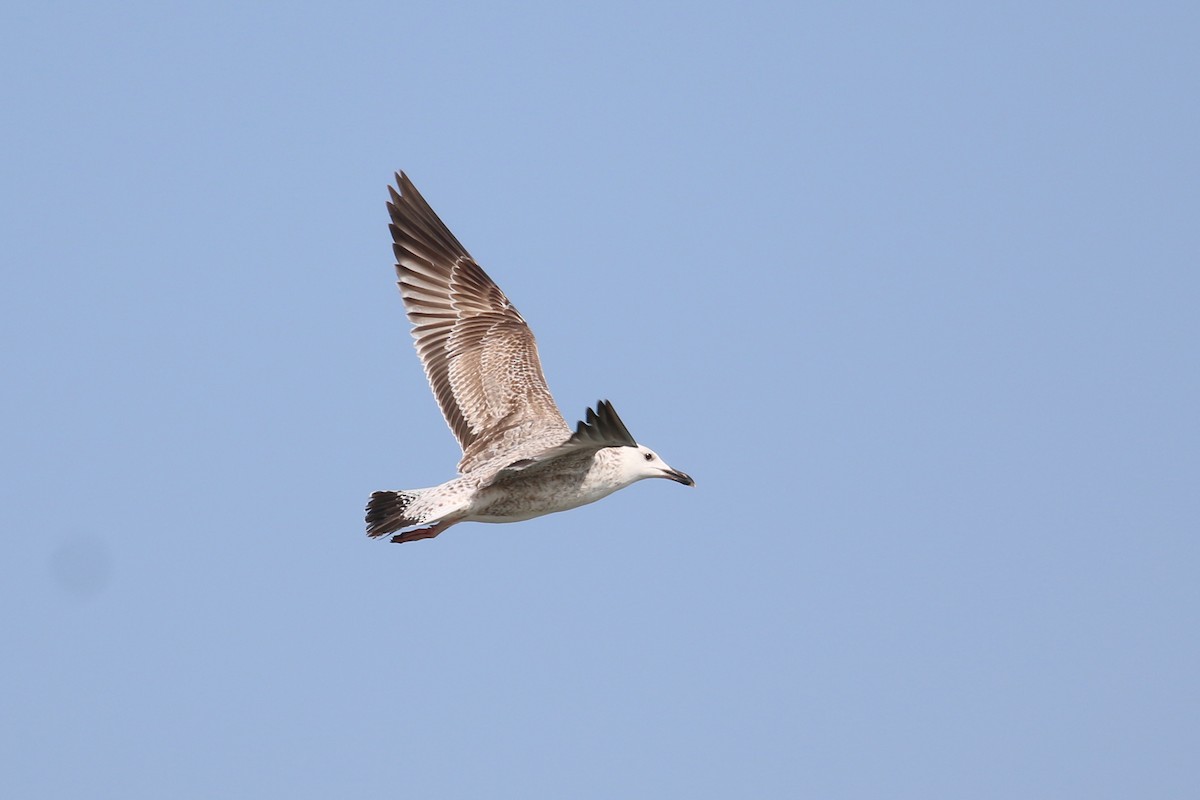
[366, 173, 693, 544]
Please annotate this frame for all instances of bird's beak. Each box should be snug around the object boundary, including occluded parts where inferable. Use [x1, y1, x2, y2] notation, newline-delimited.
[662, 468, 695, 487]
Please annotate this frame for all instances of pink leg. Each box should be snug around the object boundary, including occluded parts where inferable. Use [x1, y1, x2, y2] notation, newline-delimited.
[389, 519, 456, 544]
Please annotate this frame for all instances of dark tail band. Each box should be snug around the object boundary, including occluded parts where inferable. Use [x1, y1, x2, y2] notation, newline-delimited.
[365, 490, 420, 537]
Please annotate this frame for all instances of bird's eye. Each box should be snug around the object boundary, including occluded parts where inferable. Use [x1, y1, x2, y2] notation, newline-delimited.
[644, 452, 654, 461]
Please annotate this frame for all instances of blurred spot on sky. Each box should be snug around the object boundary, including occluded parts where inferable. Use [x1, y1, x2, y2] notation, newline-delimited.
[49, 535, 113, 600]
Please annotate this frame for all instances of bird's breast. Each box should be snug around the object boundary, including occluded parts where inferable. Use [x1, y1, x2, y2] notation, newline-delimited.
[467, 457, 628, 522]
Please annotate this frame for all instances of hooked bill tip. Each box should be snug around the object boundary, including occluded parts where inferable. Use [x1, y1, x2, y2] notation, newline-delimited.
[667, 469, 695, 487]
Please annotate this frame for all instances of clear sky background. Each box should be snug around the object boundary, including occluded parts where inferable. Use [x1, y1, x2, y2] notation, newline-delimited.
[2, 2, 1198, 797]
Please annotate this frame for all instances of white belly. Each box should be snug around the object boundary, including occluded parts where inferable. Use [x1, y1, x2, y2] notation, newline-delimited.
[466, 464, 628, 523]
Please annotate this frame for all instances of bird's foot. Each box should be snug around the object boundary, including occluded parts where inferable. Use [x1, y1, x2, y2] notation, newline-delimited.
[389, 521, 448, 544]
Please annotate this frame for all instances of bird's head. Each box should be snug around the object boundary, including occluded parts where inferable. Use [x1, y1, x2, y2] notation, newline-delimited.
[614, 445, 695, 487]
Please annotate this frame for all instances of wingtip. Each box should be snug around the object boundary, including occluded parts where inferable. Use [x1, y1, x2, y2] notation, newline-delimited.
[571, 399, 637, 448]
[390, 171, 416, 201]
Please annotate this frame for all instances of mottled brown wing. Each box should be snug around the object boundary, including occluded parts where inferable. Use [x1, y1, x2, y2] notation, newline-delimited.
[387, 173, 570, 474]
[494, 401, 640, 478]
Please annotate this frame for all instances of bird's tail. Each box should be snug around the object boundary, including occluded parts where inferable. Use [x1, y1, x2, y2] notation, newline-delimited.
[365, 490, 423, 538]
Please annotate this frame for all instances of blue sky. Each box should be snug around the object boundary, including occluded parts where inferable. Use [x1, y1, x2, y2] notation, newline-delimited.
[2, 1, 1198, 797]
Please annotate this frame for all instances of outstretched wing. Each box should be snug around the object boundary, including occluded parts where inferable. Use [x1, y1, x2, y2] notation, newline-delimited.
[388, 172, 570, 474]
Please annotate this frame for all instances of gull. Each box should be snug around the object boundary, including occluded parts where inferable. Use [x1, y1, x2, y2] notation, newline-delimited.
[366, 173, 694, 544]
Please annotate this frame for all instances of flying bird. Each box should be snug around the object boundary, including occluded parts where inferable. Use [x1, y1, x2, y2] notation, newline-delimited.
[366, 173, 694, 544]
